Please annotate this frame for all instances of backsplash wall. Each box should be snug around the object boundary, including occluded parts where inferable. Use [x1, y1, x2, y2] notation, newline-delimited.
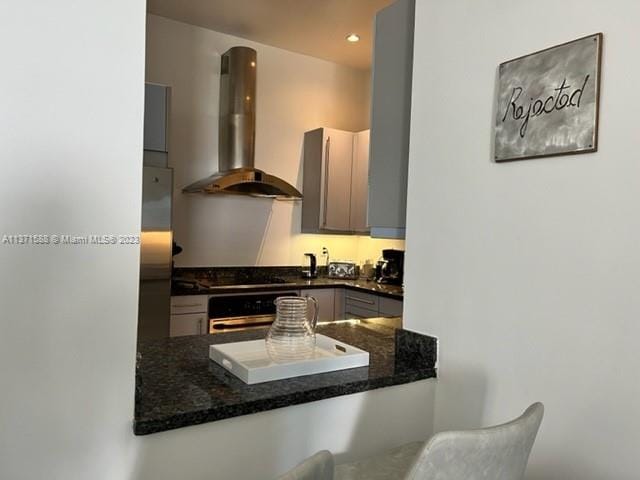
[291, 234, 405, 267]
[146, 15, 401, 267]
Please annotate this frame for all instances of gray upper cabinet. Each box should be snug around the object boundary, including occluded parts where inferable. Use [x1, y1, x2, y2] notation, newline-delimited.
[367, 0, 415, 239]
[144, 83, 169, 152]
[350, 130, 370, 234]
[323, 128, 354, 231]
[302, 128, 370, 234]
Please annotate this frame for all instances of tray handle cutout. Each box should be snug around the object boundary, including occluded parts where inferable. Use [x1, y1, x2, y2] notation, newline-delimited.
[334, 343, 347, 353]
[221, 357, 233, 370]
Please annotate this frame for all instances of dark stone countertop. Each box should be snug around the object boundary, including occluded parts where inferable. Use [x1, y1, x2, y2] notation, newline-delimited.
[134, 323, 436, 435]
[171, 277, 404, 299]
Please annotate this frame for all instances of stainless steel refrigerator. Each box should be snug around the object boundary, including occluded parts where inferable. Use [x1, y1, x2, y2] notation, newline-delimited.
[138, 84, 173, 340]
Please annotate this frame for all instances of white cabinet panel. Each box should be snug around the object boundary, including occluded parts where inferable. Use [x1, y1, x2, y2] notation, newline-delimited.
[170, 312, 207, 337]
[170, 295, 208, 315]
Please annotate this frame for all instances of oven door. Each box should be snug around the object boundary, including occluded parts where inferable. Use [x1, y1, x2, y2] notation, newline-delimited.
[209, 314, 275, 334]
[208, 290, 299, 334]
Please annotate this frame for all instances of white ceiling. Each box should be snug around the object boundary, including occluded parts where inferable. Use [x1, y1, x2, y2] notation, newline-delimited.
[147, 0, 395, 70]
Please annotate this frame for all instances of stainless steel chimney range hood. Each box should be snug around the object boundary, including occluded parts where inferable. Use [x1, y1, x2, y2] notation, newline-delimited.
[183, 47, 302, 199]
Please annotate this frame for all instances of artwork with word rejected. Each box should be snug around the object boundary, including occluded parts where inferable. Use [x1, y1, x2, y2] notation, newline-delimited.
[494, 33, 602, 162]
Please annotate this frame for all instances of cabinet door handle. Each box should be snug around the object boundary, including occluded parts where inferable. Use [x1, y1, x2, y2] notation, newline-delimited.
[345, 295, 375, 305]
[198, 318, 203, 334]
[322, 136, 331, 227]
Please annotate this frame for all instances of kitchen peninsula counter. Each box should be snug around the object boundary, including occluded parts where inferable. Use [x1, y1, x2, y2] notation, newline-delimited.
[134, 322, 436, 435]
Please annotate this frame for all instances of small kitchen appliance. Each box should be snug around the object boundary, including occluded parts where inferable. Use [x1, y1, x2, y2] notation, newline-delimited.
[375, 249, 404, 285]
[327, 260, 358, 279]
[301, 253, 317, 278]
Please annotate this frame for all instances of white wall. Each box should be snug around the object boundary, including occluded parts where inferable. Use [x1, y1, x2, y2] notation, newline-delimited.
[404, 1, 640, 479]
[0, 1, 146, 478]
[0, 5, 429, 480]
[146, 15, 402, 267]
[132, 380, 435, 480]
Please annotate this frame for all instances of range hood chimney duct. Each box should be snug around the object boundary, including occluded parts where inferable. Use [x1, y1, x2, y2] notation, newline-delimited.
[183, 47, 302, 199]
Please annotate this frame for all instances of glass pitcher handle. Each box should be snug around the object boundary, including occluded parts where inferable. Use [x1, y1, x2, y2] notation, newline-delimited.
[307, 295, 319, 331]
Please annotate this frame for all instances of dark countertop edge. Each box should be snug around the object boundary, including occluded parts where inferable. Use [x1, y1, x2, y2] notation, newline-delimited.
[171, 282, 403, 300]
[133, 368, 436, 436]
[338, 283, 403, 299]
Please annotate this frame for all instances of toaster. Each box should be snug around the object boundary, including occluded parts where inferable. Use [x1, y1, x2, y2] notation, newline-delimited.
[327, 261, 358, 279]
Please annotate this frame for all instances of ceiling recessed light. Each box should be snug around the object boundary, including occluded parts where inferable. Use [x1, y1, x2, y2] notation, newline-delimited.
[346, 33, 360, 43]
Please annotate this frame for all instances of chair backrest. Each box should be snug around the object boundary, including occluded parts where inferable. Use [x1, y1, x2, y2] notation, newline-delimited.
[277, 450, 335, 480]
[405, 402, 544, 480]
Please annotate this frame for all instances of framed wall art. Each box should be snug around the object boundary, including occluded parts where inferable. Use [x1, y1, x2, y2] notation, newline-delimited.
[494, 33, 602, 162]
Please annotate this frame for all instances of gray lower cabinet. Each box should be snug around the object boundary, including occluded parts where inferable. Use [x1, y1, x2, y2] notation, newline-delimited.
[367, 0, 416, 239]
[300, 288, 336, 323]
[302, 128, 370, 234]
[301, 288, 401, 321]
[344, 289, 403, 319]
[333, 288, 345, 320]
[345, 290, 379, 318]
[379, 297, 403, 317]
[344, 304, 378, 319]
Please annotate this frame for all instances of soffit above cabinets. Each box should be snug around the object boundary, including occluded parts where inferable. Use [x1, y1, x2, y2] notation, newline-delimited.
[147, 0, 394, 70]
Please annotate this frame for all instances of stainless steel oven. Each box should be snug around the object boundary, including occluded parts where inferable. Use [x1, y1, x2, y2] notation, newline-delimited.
[208, 290, 299, 334]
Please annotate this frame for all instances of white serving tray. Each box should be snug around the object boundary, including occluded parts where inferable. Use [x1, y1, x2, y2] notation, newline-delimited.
[209, 334, 370, 385]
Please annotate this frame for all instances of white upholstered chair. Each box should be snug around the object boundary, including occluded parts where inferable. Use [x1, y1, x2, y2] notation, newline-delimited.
[277, 403, 544, 480]
[277, 450, 335, 480]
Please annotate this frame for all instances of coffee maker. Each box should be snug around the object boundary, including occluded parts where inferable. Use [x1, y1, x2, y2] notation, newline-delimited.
[375, 249, 404, 285]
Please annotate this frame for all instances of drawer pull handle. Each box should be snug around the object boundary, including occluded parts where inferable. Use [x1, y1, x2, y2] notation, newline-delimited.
[345, 296, 375, 305]
[173, 303, 203, 308]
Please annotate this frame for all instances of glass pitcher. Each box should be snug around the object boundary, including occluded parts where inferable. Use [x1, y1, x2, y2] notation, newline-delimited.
[265, 296, 319, 363]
